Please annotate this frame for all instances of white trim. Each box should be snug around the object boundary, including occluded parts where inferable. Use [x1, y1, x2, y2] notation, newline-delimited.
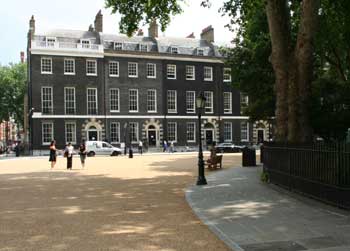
[186, 122, 196, 143]
[109, 88, 120, 112]
[170, 47, 178, 54]
[167, 64, 177, 79]
[41, 57, 52, 74]
[204, 91, 214, 114]
[64, 87, 76, 115]
[128, 62, 138, 78]
[204, 66, 213, 81]
[167, 122, 177, 143]
[86, 59, 97, 76]
[139, 43, 148, 52]
[31, 49, 104, 58]
[114, 42, 123, 51]
[241, 121, 249, 142]
[110, 122, 121, 143]
[186, 65, 195, 80]
[65, 121, 77, 144]
[146, 63, 157, 79]
[223, 68, 232, 82]
[223, 122, 233, 142]
[129, 89, 139, 112]
[64, 58, 75, 75]
[42, 121, 54, 146]
[87, 88, 98, 115]
[147, 89, 157, 113]
[186, 91, 196, 114]
[167, 90, 177, 113]
[109, 61, 119, 77]
[41, 86, 53, 114]
[223, 92, 232, 114]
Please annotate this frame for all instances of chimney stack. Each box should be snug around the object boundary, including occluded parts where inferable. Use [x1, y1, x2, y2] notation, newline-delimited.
[20, 52, 25, 63]
[186, 32, 195, 39]
[148, 19, 158, 38]
[94, 10, 103, 32]
[137, 29, 144, 36]
[29, 15, 35, 39]
[88, 24, 94, 32]
[200, 25, 214, 43]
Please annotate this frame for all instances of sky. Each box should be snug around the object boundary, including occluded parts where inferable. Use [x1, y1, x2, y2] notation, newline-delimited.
[0, 0, 235, 65]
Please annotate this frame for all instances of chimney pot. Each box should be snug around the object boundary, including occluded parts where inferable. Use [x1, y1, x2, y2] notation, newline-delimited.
[20, 52, 25, 63]
[200, 25, 214, 43]
[148, 19, 158, 38]
[94, 10, 103, 33]
[186, 32, 195, 38]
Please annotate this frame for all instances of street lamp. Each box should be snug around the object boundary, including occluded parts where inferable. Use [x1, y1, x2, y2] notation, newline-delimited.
[29, 108, 35, 155]
[123, 122, 128, 155]
[196, 93, 207, 185]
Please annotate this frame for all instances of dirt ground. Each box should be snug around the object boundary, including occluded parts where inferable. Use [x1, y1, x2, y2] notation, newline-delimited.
[0, 153, 242, 251]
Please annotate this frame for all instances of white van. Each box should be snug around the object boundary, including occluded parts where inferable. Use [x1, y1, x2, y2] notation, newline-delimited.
[85, 141, 122, 157]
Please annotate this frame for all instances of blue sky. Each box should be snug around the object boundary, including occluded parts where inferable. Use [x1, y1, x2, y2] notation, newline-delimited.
[0, 0, 234, 65]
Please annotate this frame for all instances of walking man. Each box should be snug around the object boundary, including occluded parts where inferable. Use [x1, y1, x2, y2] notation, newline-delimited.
[138, 140, 143, 155]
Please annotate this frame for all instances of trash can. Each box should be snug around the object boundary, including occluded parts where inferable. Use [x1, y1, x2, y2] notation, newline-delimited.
[242, 147, 256, 166]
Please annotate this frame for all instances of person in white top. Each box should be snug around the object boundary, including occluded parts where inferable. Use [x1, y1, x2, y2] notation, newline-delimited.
[138, 140, 143, 155]
[64, 142, 74, 170]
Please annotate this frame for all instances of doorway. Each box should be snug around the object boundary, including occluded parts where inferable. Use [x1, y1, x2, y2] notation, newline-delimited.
[88, 126, 98, 141]
[257, 129, 264, 143]
[147, 125, 157, 146]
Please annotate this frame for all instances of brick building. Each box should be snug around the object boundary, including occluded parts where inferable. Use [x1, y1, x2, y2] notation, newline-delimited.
[27, 11, 252, 151]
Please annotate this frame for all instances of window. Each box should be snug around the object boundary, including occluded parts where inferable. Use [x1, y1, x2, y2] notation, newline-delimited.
[147, 89, 157, 112]
[241, 94, 249, 107]
[204, 66, 213, 81]
[110, 88, 119, 112]
[41, 57, 52, 74]
[87, 88, 98, 115]
[110, 122, 120, 143]
[64, 87, 76, 115]
[197, 48, 204, 56]
[41, 87, 53, 114]
[42, 122, 54, 145]
[64, 59, 75, 75]
[167, 90, 177, 113]
[186, 91, 196, 113]
[86, 60, 97, 76]
[46, 37, 56, 47]
[223, 92, 232, 114]
[204, 91, 213, 113]
[167, 122, 177, 142]
[114, 42, 123, 50]
[81, 39, 90, 48]
[241, 121, 249, 142]
[187, 122, 196, 143]
[147, 63, 156, 78]
[224, 122, 232, 142]
[65, 122, 76, 144]
[167, 64, 176, 79]
[129, 89, 138, 112]
[171, 47, 178, 54]
[128, 62, 138, 78]
[109, 61, 119, 77]
[224, 68, 232, 82]
[186, 65, 195, 80]
[139, 44, 148, 52]
[129, 122, 139, 142]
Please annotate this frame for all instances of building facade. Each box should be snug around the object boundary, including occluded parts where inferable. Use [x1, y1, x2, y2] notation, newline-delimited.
[27, 11, 252, 151]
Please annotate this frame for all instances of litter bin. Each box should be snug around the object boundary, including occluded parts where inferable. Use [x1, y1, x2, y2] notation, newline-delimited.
[242, 147, 256, 166]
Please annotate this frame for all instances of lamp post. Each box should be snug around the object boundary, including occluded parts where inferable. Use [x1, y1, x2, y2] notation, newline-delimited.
[124, 122, 128, 155]
[196, 93, 207, 185]
[29, 108, 35, 155]
[128, 124, 133, 158]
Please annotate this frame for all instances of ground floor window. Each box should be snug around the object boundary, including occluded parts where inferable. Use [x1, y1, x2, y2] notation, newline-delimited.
[42, 122, 54, 145]
[167, 122, 177, 142]
[241, 121, 249, 142]
[224, 122, 232, 142]
[129, 122, 139, 143]
[65, 122, 76, 144]
[110, 122, 120, 143]
[187, 122, 196, 143]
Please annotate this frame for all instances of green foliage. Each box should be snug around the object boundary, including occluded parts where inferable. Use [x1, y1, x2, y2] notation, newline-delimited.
[0, 63, 27, 127]
[260, 170, 269, 183]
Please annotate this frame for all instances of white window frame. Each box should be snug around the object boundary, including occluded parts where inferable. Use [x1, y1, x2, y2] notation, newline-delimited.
[167, 122, 177, 142]
[86, 59, 97, 76]
[167, 64, 176, 79]
[128, 62, 138, 78]
[110, 88, 120, 112]
[167, 90, 177, 113]
[147, 63, 156, 79]
[186, 65, 195, 80]
[204, 91, 214, 114]
[139, 44, 148, 52]
[41, 86, 53, 114]
[241, 121, 249, 142]
[41, 57, 52, 74]
[224, 122, 233, 142]
[114, 42, 123, 50]
[224, 68, 232, 82]
[197, 48, 204, 56]
[171, 47, 178, 54]
[129, 89, 139, 113]
[109, 61, 119, 77]
[81, 39, 91, 49]
[129, 122, 139, 143]
[110, 122, 121, 143]
[65, 122, 76, 144]
[204, 66, 213, 81]
[223, 92, 232, 114]
[87, 88, 98, 115]
[64, 58, 75, 75]
[46, 37, 56, 47]
[186, 122, 196, 143]
[42, 122, 54, 146]
[186, 91, 196, 114]
[147, 89, 157, 113]
[64, 87, 76, 115]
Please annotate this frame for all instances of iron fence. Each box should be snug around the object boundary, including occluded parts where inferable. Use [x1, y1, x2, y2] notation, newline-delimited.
[262, 141, 350, 209]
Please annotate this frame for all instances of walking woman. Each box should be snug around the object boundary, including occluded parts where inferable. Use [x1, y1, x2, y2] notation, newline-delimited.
[79, 140, 87, 168]
[49, 140, 57, 169]
[64, 142, 74, 170]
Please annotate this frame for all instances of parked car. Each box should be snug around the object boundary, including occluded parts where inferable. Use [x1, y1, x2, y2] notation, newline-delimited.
[85, 141, 122, 157]
[215, 143, 244, 153]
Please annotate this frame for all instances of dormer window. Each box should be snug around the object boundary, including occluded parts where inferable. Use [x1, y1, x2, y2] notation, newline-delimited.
[114, 42, 123, 50]
[46, 37, 56, 48]
[139, 44, 148, 52]
[171, 47, 178, 54]
[81, 39, 91, 49]
[197, 48, 204, 56]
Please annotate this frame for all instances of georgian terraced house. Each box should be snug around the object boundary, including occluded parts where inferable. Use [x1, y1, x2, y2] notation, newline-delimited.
[27, 11, 254, 151]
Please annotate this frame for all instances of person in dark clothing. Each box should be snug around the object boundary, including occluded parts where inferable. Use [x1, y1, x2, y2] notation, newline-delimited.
[79, 140, 87, 168]
[64, 142, 74, 170]
[49, 140, 57, 169]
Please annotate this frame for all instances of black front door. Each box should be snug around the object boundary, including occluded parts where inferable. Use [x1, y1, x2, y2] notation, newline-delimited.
[257, 130, 264, 143]
[148, 130, 156, 146]
[205, 130, 213, 145]
[88, 131, 98, 141]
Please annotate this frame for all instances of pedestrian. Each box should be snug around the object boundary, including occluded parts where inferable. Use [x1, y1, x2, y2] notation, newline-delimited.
[170, 141, 174, 153]
[138, 140, 143, 155]
[49, 140, 57, 169]
[163, 140, 167, 152]
[64, 142, 74, 170]
[79, 140, 87, 168]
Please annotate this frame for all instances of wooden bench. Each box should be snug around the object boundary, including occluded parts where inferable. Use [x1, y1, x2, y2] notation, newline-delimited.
[206, 155, 223, 169]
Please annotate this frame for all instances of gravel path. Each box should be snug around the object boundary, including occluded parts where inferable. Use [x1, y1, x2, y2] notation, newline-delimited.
[0, 153, 241, 251]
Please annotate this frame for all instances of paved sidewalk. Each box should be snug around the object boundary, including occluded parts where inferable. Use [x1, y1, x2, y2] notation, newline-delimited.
[186, 166, 350, 251]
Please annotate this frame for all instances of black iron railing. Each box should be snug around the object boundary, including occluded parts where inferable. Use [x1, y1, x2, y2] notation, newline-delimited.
[262, 142, 350, 209]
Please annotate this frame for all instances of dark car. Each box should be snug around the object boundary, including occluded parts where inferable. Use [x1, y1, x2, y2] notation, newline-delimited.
[215, 143, 244, 153]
